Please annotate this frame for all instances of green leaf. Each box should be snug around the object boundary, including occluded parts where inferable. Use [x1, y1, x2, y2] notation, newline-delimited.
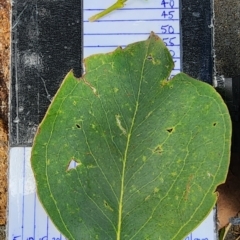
[31, 32, 231, 240]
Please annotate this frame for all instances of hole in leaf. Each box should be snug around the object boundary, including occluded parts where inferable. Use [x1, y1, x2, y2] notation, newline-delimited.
[213, 122, 217, 127]
[167, 128, 173, 133]
[147, 55, 153, 60]
[67, 159, 81, 171]
[76, 124, 81, 129]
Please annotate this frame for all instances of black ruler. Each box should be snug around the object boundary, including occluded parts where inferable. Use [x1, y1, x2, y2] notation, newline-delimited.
[11, 0, 82, 146]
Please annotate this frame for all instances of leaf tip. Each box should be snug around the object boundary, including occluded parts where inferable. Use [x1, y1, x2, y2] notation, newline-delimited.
[149, 31, 160, 41]
[88, 14, 98, 22]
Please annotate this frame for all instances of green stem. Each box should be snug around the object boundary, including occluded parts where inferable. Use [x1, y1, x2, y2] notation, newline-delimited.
[88, 0, 128, 22]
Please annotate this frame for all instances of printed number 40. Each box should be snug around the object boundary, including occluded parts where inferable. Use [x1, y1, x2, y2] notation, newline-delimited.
[161, 0, 175, 8]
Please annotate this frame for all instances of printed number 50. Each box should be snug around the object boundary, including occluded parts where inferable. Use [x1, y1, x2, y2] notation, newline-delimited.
[161, 25, 175, 34]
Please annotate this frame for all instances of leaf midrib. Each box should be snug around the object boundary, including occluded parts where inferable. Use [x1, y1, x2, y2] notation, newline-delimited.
[116, 43, 150, 240]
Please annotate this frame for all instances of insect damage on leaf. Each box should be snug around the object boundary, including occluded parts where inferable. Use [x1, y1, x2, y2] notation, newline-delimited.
[66, 159, 81, 171]
[115, 114, 127, 136]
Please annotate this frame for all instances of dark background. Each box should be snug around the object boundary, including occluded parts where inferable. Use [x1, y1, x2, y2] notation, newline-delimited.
[181, 0, 212, 84]
[215, 0, 240, 77]
[214, 2, 240, 238]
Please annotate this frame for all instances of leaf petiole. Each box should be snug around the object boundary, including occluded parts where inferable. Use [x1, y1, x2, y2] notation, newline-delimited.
[88, 0, 128, 22]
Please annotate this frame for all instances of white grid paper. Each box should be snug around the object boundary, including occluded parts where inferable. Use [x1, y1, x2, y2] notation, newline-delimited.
[8, 1, 216, 239]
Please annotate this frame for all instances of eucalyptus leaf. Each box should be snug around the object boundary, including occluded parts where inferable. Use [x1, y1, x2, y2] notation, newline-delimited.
[31, 32, 231, 239]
